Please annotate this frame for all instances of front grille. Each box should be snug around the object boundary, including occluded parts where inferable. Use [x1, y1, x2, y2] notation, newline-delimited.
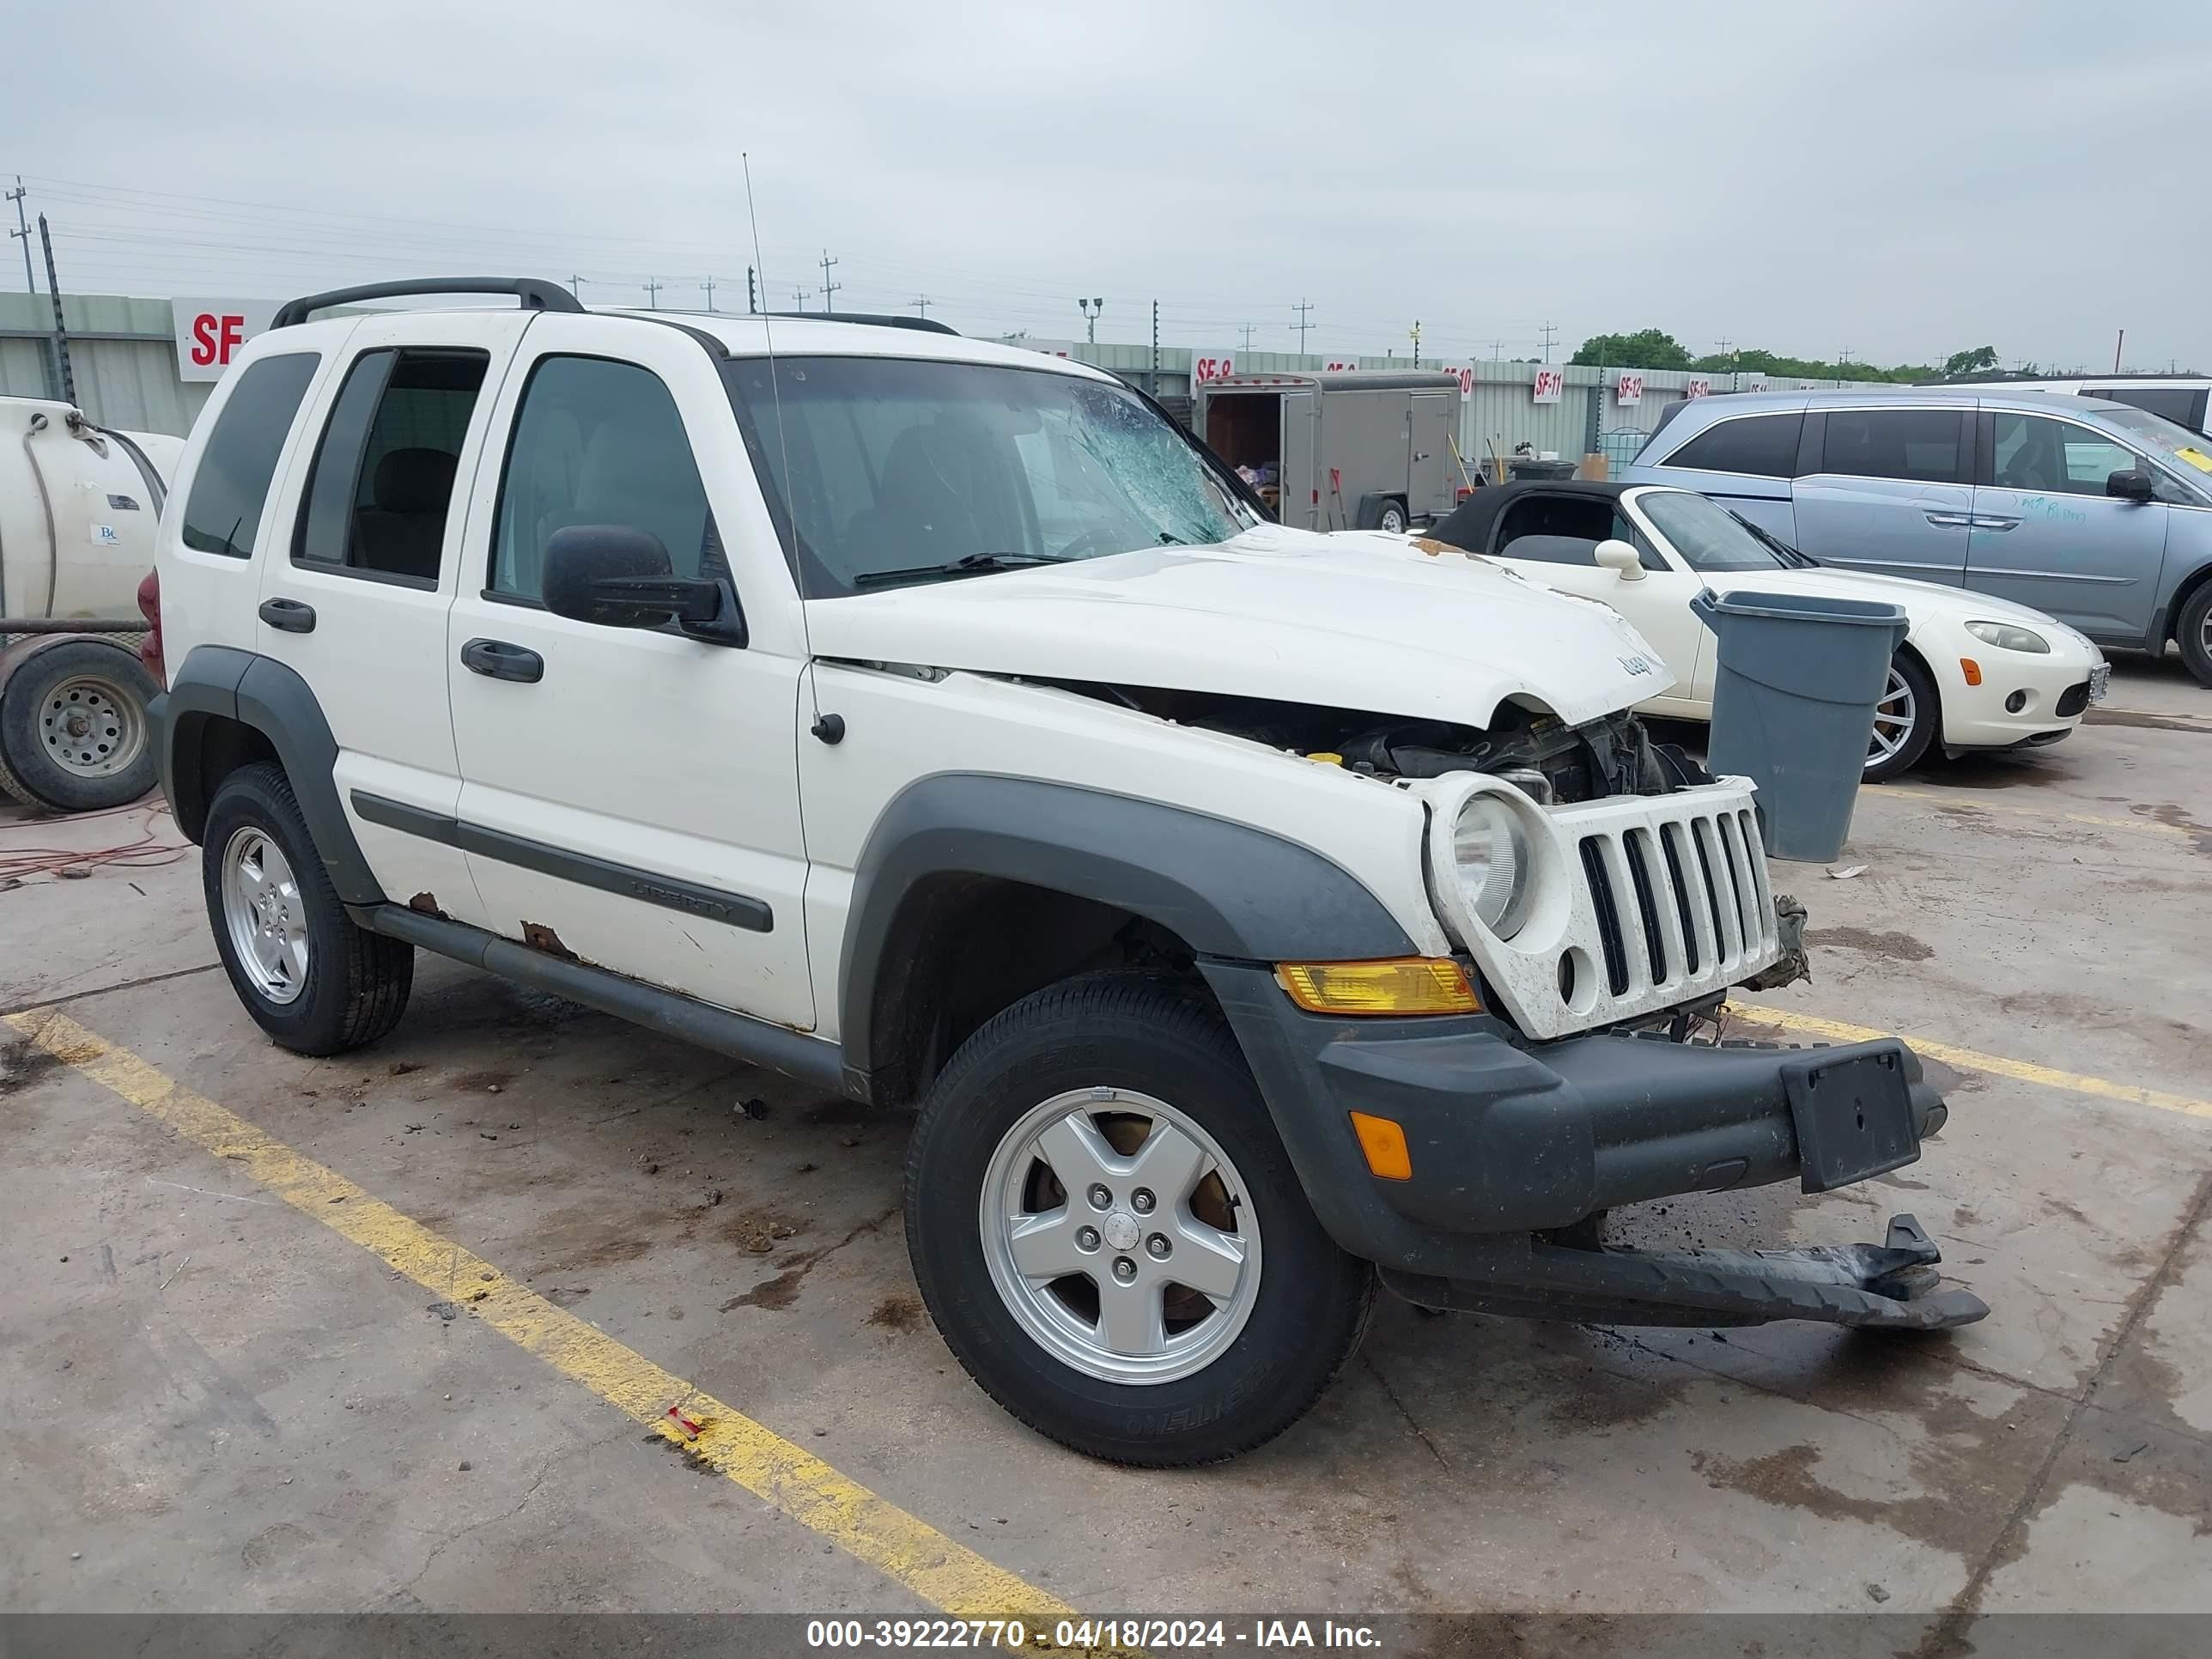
[1578, 805, 1773, 1000]
[2055, 681, 2091, 718]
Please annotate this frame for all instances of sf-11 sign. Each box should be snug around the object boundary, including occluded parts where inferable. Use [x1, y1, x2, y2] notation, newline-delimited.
[173, 298, 276, 383]
[1532, 368, 1565, 403]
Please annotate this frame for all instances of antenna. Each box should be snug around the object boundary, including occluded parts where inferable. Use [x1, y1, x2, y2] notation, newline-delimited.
[743, 153, 824, 727]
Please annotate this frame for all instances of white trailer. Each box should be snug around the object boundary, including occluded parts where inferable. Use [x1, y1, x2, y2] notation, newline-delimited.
[0, 396, 178, 810]
[1195, 370, 1464, 534]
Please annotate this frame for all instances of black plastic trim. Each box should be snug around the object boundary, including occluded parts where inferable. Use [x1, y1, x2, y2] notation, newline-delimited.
[357, 904, 842, 1093]
[156, 646, 385, 904]
[349, 790, 772, 933]
[837, 773, 1415, 1093]
[271, 278, 584, 329]
[758, 310, 958, 336]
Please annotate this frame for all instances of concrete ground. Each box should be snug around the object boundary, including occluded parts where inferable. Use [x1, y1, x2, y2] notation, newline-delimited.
[2, 653, 2208, 1631]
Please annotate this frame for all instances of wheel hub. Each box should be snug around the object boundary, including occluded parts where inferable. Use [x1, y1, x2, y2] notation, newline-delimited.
[1103, 1211, 1141, 1252]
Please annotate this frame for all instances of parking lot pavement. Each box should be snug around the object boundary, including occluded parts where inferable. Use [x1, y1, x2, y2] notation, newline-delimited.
[2, 657, 2207, 1620]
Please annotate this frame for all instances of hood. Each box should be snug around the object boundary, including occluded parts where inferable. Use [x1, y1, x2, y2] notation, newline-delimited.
[803, 524, 1674, 729]
[1703, 563, 2086, 635]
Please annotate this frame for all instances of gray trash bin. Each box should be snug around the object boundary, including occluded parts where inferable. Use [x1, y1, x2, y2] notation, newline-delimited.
[1690, 589, 1908, 863]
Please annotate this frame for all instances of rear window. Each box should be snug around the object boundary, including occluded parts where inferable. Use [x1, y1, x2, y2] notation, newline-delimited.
[1657, 412, 1802, 478]
[179, 353, 320, 559]
[1820, 407, 1966, 483]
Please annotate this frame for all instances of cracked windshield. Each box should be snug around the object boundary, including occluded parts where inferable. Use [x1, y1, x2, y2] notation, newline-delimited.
[723, 356, 1255, 595]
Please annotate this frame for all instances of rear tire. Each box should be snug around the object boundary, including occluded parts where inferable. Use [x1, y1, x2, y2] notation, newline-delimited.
[201, 762, 413, 1055]
[0, 640, 160, 811]
[903, 973, 1374, 1466]
[2177, 582, 2212, 687]
[1376, 500, 1409, 534]
[1863, 651, 1938, 783]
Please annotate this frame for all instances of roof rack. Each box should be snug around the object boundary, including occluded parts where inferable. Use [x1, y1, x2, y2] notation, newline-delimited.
[758, 310, 958, 337]
[271, 277, 586, 330]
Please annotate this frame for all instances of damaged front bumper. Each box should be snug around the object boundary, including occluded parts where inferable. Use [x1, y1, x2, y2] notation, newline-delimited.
[1200, 960, 1989, 1334]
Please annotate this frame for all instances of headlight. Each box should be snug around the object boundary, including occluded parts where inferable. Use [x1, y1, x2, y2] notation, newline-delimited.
[1966, 620, 2050, 653]
[1454, 795, 1533, 938]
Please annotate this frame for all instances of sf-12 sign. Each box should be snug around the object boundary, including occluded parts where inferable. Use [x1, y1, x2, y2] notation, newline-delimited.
[1532, 368, 1565, 404]
[173, 297, 276, 383]
[1190, 352, 1237, 386]
[1684, 377, 1712, 399]
[1615, 372, 1645, 405]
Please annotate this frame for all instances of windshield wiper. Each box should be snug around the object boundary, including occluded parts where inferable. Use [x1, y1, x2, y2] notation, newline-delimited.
[852, 551, 1072, 589]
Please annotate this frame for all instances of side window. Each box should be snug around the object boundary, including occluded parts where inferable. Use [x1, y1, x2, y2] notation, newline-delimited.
[1820, 408, 1965, 483]
[2090, 386, 2203, 428]
[491, 356, 716, 600]
[179, 353, 320, 558]
[294, 347, 488, 582]
[1658, 412, 1803, 478]
[1989, 413, 2141, 496]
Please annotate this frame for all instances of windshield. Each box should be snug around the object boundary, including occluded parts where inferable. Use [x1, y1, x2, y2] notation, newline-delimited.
[2081, 402, 2212, 497]
[721, 356, 1255, 596]
[1634, 488, 1792, 572]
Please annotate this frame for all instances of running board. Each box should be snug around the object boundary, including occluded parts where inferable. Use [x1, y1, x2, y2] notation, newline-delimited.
[1379, 1213, 1990, 1331]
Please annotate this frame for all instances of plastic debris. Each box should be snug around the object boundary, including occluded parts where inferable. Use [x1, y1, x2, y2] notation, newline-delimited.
[1826, 864, 1868, 879]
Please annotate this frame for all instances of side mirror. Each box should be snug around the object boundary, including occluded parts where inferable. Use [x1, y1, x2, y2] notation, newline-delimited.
[1594, 538, 1646, 580]
[541, 526, 744, 643]
[2106, 468, 2155, 502]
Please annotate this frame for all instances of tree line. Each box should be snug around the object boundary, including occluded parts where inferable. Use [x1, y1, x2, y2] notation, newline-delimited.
[1567, 329, 2006, 383]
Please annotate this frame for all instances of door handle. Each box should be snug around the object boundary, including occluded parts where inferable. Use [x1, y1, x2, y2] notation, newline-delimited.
[258, 597, 316, 634]
[1923, 511, 1973, 528]
[460, 638, 544, 684]
[1972, 515, 2019, 532]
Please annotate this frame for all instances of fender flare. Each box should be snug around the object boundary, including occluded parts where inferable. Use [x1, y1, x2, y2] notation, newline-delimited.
[155, 643, 384, 905]
[836, 772, 1417, 1095]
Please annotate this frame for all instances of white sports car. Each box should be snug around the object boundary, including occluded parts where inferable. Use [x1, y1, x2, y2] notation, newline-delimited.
[1421, 479, 2108, 781]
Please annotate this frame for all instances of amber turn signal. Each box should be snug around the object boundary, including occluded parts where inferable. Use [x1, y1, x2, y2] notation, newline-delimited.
[1275, 958, 1480, 1016]
[1960, 658, 1983, 686]
[1349, 1111, 1413, 1181]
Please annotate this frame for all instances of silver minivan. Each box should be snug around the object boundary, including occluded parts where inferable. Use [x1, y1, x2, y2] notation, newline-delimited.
[1623, 388, 2212, 684]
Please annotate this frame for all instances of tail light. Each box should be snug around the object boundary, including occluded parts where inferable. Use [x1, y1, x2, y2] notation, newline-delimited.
[137, 567, 165, 687]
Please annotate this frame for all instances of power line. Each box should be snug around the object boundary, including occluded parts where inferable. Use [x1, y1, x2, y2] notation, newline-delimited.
[1291, 299, 1314, 353]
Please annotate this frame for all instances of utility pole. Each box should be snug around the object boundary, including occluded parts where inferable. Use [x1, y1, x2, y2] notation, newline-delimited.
[1408, 319, 1421, 369]
[1291, 299, 1315, 354]
[702, 275, 717, 313]
[1490, 339, 1504, 362]
[567, 274, 586, 298]
[1238, 324, 1257, 351]
[793, 287, 809, 312]
[37, 215, 73, 405]
[747, 266, 757, 314]
[817, 251, 840, 313]
[1079, 296, 1103, 344]
[1539, 320, 1559, 362]
[2113, 328, 2125, 374]
[7, 176, 33, 294]
[910, 295, 931, 319]
[642, 279, 663, 309]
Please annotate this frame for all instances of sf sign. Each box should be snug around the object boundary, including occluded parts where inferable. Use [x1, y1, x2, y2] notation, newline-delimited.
[1532, 368, 1565, 404]
[1615, 372, 1645, 406]
[173, 297, 276, 383]
[1191, 354, 1237, 386]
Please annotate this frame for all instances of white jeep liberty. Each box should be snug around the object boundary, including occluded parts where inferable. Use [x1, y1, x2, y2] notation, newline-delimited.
[147, 279, 1984, 1467]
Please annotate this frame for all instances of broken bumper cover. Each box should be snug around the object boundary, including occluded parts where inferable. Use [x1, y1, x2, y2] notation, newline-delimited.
[1200, 960, 1987, 1331]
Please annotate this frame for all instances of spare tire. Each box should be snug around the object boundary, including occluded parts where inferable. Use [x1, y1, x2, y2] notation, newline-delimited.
[0, 637, 161, 811]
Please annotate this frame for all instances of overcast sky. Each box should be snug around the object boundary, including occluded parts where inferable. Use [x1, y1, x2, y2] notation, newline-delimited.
[11, 1, 2210, 371]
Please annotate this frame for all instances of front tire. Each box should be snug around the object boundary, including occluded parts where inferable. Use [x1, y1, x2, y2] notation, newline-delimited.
[201, 762, 413, 1056]
[2177, 582, 2212, 687]
[1863, 651, 1938, 782]
[904, 974, 1373, 1466]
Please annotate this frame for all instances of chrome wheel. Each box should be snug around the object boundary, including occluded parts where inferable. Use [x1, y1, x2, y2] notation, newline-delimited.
[1867, 665, 1917, 771]
[220, 827, 310, 1005]
[40, 673, 146, 778]
[979, 1087, 1262, 1385]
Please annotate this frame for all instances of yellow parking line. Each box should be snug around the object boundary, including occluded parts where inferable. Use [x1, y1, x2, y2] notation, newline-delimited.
[1859, 785, 2188, 838]
[3, 1006, 1073, 1621]
[1725, 1002, 2212, 1121]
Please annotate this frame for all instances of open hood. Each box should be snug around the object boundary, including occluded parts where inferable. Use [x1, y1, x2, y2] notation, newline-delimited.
[803, 525, 1674, 729]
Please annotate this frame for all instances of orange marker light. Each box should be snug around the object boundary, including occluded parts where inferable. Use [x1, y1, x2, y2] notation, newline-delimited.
[1960, 658, 1983, 686]
[1276, 959, 1480, 1016]
[1349, 1112, 1413, 1181]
